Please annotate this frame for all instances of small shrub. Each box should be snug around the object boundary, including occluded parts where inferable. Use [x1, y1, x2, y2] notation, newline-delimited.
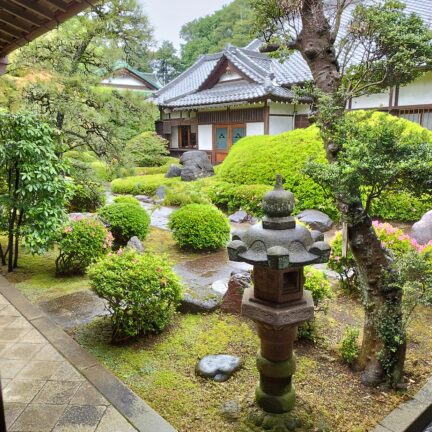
[98, 202, 150, 247]
[125, 131, 169, 167]
[163, 180, 212, 207]
[340, 327, 360, 365]
[113, 195, 141, 206]
[169, 204, 231, 251]
[135, 157, 179, 175]
[56, 218, 113, 275]
[298, 267, 332, 342]
[88, 249, 182, 342]
[111, 174, 178, 196]
[68, 179, 106, 213]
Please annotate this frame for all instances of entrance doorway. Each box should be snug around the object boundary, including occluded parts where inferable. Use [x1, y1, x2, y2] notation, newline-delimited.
[213, 124, 246, 163]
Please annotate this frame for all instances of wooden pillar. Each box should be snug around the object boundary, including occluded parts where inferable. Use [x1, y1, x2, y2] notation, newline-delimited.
[264, 102, 270, 135]
[0, 57, 8, 76]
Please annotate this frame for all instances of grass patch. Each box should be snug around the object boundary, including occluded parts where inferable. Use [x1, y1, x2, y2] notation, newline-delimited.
[111, 174, 180, 196]
[135, 157, 179, 176]
[0, 237, 89, 303]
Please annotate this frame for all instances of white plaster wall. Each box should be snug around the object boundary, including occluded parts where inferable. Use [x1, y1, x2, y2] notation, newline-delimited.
[351, 92, 389, 109]
[269, 116, 294, 135]
[170, 126, 179, 149]
[296, 104, 311, 115]
[269, 103, 295, 115]
[101, 76, 143, 86]
[398, 72, 432, 106]
[198, 125, 212, 150]
[246, 122, 265, 136]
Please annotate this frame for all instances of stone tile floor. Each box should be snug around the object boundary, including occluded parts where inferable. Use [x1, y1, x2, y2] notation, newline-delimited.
[0, 293, 137, 432]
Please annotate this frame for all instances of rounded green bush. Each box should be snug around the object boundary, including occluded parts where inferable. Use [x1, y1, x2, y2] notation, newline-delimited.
[113, 195, 141, 206]
[111, 174, 178, 196]
[98, 202, 150, 247]
[125, 131, 169, 167]
[88, 249, 182, 342]
[69, 179, 106, 213]
[218, 117, 432, 221]
[56, 217, 113, 275]
[169, 204, 231, 250]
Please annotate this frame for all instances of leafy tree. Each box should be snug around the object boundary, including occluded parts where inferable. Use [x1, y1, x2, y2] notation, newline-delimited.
[151, 41, 184, 85]
[252, 0, 432, 387]
[180, 0, 256, 68]
[12, 0, 157, 159]
[0, 113, 71, 272]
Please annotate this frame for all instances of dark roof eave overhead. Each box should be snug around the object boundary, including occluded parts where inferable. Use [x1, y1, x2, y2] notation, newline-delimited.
[0, 0, 101, 58]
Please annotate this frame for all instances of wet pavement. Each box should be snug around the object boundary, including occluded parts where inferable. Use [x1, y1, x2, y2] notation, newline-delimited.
[39, 291, 108, 330]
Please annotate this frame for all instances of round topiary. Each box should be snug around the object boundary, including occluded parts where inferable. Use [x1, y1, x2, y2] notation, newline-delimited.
[98, 202, 150, 248]
[168, 204, 231, 250]
[113, 195, 141, 206]
[56, 217, 113, 275]
[88, 249, 182, 342]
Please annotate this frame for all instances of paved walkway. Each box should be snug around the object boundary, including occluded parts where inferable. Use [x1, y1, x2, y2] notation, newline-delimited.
[0, 275, 175, 432]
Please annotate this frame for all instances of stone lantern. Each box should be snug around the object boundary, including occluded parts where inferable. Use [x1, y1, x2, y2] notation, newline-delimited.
[228, 175, 330, 415]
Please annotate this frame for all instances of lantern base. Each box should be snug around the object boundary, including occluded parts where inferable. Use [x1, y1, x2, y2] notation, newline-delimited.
[242, 409, 301, 432]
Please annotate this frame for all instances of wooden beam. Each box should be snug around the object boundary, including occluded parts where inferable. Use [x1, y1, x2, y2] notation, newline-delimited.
[0, 12, 32, 32]
[0, 22, 25, 38]
[0, 1, 45, 26]
[9, 0, 54, 20]
[44, 0, 70, 12]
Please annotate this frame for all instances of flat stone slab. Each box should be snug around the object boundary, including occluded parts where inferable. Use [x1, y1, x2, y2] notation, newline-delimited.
[196, 354, 242, 382]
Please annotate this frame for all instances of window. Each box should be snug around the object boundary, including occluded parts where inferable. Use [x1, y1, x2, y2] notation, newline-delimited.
[399, 109, 432, 130]
[179, 125, 197, 149]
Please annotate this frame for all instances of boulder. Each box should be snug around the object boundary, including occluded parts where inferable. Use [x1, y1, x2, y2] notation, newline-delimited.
[196, 354, 242, 382]
[411, 210, 432, 245]
[221, 270, 252, 315]
[179, 150, 214, 182]
[297, 209, 333, 232]
[155, 185, 166, 200]
[178, 293, 221, 314]
[229, 210, 256, 225]
[165, 164, 182, 178]
[126, 236, 145, 254]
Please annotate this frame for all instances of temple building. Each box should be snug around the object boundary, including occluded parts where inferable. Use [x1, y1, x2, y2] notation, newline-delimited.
[153, 0, 432, 163]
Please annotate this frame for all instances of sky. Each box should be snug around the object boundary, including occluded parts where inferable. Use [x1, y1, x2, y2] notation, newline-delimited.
[138, 0, 230, 50]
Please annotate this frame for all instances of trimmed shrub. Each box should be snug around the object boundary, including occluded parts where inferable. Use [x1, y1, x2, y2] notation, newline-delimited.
[68, 179, 106, 213]
[135, 157, 179, 175]
[125, 131, 169, 167]
[340, 327, 360, 365]
[98, 202, 150, 247]
[113, 195, 141, 206]
[217, 127, 336, 217]
[217, 117, 432, 221]
[298, 267, 332, 342]
[163, 180, 212, 207]
[88, 249, 182, 342]
[56, 218, 113, 275]
[111, 174, 179, 196]
[169, 204, 231, 250]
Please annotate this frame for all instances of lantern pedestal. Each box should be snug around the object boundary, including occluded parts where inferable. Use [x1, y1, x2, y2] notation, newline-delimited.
[242, 287, 314, 414]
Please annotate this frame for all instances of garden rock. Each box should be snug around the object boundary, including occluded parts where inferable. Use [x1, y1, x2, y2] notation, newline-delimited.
[221, 270, 252, 314]
[134, 195, 154, 204]
[221, 400, 241, 421]
[155, 186, 166, 200]
[411, 210, 432, 245]
[229, 210, 256, 224]
[180, 150, 214, 181]
[178, 292, 221, 314]
[165, 164, 182, 178]
[196, 354, 242, 382]
[297, 209, 333, 232]
[126, 236, 145, 254]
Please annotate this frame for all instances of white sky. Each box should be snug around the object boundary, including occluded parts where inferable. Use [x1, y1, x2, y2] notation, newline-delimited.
[138, 0, 231, 50]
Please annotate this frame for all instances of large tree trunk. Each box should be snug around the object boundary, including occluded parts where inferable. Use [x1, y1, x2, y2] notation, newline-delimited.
[297, 0, 405, 386]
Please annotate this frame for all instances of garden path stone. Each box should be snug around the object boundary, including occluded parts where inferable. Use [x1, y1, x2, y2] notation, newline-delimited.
[196, 354, 242, 382]
[39, 290, 108, 330]
[411, 210, 432, 245]
[229, 210, 256, 224]
[297, 209, 333, 232]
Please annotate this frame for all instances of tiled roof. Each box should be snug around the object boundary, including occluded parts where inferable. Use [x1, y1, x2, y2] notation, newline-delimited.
[155, 1, 432, 108]
[110, 60, 162, 90]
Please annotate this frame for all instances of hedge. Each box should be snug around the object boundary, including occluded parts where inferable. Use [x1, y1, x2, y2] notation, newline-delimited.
[111, 174, 180, 196]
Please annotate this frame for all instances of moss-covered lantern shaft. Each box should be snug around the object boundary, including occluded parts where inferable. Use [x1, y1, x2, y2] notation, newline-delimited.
[227, 175, 330, 416]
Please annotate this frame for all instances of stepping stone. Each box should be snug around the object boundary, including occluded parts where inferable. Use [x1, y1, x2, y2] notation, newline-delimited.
[196, 354, 242, 382]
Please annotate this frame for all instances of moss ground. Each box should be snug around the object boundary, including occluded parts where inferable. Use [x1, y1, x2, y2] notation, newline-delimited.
[74, 289, 432, 432]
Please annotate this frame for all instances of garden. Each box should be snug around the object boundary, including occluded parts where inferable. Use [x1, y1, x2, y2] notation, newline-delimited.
[1, 109, 432, 432]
